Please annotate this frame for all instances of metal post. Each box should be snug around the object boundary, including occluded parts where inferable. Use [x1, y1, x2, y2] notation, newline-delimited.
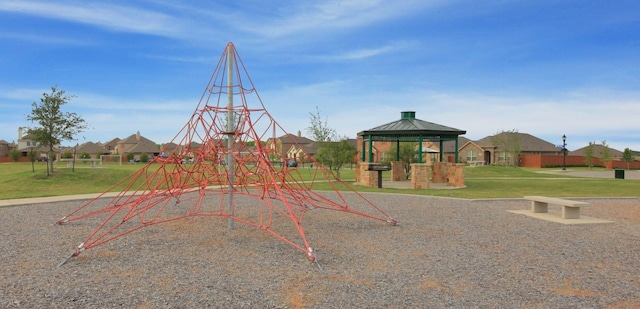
[226, 44, 235, 229]
[562, 134, 567, 171]
[418, 136, 423, 163]
[368, 135, 373, 163]
[454, 138, 459, 163]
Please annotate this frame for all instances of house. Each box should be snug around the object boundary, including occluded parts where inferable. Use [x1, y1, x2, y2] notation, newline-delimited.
[16, 127, 60, 159]
[0, 139, 12, 157]
[286, 142, 319, 163]
[459, 132, 561, 165]
[115, 131, 160, 160]
[570, 144, 624, 159]
[74, 141, 110, 159]
[265, 131, 314, 162]
[102, 138, 121, 153]
[356, 139, 394, 162]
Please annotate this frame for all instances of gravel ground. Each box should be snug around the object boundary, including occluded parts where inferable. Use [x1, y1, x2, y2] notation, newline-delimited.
[1, 194, 640, 308]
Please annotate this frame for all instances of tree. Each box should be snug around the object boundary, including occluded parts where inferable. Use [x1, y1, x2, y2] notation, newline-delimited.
[623, 148, 634, 170]
[126, 152, 135, 163]
[140, 153, 150, 163]
[26, 86, 88, 176]
[584, 142, 595, 169]
[62, 150, 74, 159]
[492, 129, 521, 167]
[306, 106, 336, 143]
[600, 140, 612, 162]
[382, 143, 418, 178]
[314, 137, 357, 178]
[9, 148, 20, 162]
[27, 149, 39, 173]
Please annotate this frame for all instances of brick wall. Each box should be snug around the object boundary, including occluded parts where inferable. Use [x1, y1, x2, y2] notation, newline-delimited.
[357, 162, 378, 187]
[431, 162, 465, 187]
[431, 162, 448, 183]
[519, 154, 640, 169]
[447, 164, 465, 187]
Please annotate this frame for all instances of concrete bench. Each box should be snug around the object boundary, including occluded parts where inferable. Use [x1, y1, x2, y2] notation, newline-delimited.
[524, 196, 589, 219]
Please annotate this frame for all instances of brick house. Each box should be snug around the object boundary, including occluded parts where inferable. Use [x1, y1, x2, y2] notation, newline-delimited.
[0, 140, 12, 157]
[115, 131, 160, 160]
[265, 131, 314, 163]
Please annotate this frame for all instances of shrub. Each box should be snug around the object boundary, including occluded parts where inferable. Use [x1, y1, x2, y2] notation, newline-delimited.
[140, 153, 149, 163]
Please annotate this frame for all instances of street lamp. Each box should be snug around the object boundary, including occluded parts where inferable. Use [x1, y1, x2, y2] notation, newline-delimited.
[562, 134, 567, 171]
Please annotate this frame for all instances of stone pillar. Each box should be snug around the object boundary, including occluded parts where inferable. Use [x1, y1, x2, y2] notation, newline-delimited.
[390, 161, 406, 181]
[431, 162, 447, 183]
[410, 163, 430, 189]
[447, 163, 465, 187]
[358, 162, 378, 187]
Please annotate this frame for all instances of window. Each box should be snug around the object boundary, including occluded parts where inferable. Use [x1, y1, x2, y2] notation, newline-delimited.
[466, 149, 477, 162]
[498, 152, 510, 163]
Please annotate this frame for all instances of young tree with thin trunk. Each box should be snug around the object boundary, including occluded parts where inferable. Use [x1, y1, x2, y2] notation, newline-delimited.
[26, 86, 88, 176]
[623, 148, 633, 170]
[306, 106, 336, 143]
[9, 148, 20, 162]
[27, 149, 39, 173]
[600, 140, 611, 162]
[491, 129, 521, 167]
[584, 142, 595, 169]
[305, 107, 356, 178]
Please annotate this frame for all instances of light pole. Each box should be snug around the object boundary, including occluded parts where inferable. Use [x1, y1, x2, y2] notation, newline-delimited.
[562, 134, 567, 171]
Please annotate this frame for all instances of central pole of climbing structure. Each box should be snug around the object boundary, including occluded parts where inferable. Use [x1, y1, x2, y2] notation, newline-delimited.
[226, 44, 235, 229]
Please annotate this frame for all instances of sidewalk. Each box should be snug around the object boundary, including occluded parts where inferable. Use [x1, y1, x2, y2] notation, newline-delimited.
[538, 169, 640, 180]
[0, 192, 118, 208]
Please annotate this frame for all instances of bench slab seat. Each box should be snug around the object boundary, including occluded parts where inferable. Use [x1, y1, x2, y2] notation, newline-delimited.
[524, 196, 590, 219]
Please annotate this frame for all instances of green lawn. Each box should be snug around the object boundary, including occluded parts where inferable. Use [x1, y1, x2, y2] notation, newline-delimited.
[1, 162, 638, 200]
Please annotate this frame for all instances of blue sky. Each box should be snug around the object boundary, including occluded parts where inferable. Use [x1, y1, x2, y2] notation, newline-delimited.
[1, 0, 639, 151]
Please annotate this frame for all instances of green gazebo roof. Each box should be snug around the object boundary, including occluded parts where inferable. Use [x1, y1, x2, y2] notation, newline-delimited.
[357, 111, 466, 140]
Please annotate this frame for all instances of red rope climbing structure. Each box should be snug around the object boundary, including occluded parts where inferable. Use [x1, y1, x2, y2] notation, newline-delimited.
[57, 42, 397, 265]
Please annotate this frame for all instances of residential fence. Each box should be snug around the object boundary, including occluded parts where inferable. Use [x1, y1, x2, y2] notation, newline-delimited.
[519, 154, 640, 169]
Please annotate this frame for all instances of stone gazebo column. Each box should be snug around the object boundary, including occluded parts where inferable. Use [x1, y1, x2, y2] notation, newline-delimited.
[410, 163, 430, 189]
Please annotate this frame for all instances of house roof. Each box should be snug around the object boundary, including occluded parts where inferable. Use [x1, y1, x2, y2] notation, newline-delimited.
[77, 141, 109, 154]
[570, 144, 623, 158]
[103, 138, 121, 147]
[442, 136, 473, 153]
[277, 133, 314, 145]
[118, 132, 159, 153]
[474, 132, 560, 153]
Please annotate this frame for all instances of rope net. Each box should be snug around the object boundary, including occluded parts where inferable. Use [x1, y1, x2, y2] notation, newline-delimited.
[57, 42, 396, 264]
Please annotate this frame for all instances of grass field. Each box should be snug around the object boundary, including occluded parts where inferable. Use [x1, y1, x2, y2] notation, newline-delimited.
[1, 162, 638, 200]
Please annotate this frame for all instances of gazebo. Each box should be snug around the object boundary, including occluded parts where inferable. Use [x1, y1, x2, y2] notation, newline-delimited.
[356, 111, 467, 189]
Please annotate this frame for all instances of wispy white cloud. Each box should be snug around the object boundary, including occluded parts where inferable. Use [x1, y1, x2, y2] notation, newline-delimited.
[0, 1, 187, 38]
[0, 31, 92, 45]
[302, 41, 415, 62]
[234, 0, 442, 39]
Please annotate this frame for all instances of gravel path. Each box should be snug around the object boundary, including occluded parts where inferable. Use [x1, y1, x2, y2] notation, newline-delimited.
[1, 194, 639, 308]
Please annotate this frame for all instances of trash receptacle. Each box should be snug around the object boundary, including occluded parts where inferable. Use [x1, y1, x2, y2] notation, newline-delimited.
[615, 169, 625, 179]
